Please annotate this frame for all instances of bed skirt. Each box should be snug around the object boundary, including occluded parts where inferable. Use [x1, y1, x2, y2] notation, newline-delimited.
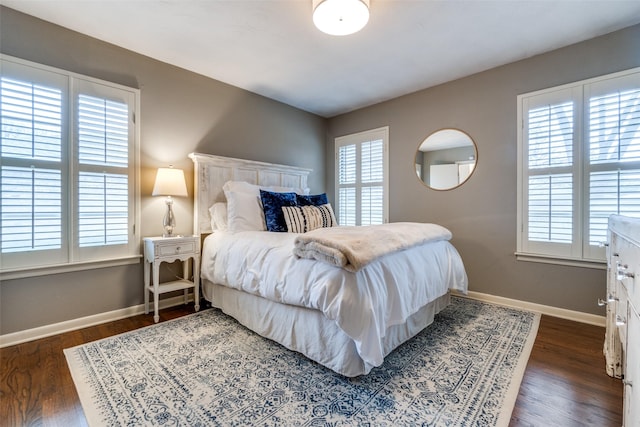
[202, 279, 451, 377]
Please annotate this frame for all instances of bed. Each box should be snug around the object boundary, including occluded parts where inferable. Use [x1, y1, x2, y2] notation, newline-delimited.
[189, 152, 468, 377]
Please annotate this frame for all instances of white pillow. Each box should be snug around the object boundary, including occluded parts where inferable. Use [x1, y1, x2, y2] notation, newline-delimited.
[222, 181, 309, 233]
[224, 189, 266, 232]
[223, 180, 259, 195]
[208, 202, 228, 231]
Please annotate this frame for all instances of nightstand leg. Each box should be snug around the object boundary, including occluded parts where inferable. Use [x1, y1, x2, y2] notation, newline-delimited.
[194, 254, 200, 312]
[152, 261, 160, 323]
[182, 259, 189, 304]
[144, 259, 150, 314]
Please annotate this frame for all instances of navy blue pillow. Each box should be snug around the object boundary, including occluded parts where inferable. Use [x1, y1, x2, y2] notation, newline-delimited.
[260, 190, 298, 232]
[296, 193, 328, 206]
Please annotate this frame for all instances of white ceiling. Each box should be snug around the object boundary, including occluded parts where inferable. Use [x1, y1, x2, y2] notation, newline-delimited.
[4, 0, 640, 118]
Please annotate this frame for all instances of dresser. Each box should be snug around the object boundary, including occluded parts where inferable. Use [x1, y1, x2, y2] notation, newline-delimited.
[603, 215, 639, 426]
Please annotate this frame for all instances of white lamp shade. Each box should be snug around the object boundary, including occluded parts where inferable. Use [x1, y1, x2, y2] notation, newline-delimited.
[313, 0, 370, 36]
[152, 167, 188, 197]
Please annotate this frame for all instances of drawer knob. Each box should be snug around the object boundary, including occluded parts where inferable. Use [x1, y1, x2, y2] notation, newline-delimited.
[176, 246, 181, 252]
[616, 262, 635, 280]
[615, 315, 626, 326]
[597, 294, 618, 306]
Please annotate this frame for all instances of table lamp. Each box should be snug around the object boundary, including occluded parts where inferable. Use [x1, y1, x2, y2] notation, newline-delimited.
[152, 166, 188, 237]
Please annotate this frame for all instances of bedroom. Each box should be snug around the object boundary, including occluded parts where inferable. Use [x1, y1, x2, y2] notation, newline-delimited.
[1, 1, 640, 425]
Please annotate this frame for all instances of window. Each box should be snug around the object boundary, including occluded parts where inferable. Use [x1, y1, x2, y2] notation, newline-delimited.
[1, 55, 140, 277]
[517, 68, 640, 266]
[335, 127, 388, 226]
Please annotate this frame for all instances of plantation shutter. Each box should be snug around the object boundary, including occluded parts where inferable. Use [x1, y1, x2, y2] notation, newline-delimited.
[360, 139, 384, 225]
[77, 94, 129, 247]
[518, 68, 640, 264]
[520, 87, 581, 259]
[335, 127, 388, 226]
[585, 74, 640, 258]
[526, 100, 575, 244]
[73, 80, 135, 261]
[337, 143, 357, 226]
[0, 68, 69, 268]
[1, 55, 139, 275]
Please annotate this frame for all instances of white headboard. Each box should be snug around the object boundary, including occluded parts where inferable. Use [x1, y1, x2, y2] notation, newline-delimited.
[189, 153, 312, 235]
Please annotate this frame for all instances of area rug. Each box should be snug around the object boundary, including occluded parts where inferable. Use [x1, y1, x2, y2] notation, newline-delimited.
[64, 296, 540, 426]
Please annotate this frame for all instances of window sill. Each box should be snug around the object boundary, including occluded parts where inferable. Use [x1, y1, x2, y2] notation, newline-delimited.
[515, 252, 606, 270]
[0, 255, 142, 281]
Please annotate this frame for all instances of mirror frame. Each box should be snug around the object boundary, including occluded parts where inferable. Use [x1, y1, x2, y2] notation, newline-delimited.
[415, 128, 477, 191]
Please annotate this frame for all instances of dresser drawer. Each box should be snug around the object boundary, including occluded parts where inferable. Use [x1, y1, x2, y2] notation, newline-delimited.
[617, 281, 630, 348]
[624, 303, 639, 427]
[614, 235, 640, 313]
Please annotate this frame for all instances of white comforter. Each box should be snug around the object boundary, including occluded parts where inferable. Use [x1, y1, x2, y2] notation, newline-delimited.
[201, 229, 468, 368]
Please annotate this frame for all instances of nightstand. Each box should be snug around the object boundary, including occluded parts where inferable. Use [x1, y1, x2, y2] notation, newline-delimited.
[143, 235, 200, 323]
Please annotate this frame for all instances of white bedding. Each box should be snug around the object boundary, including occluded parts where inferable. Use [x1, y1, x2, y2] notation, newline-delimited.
[201, 228, 468, 370]
[203, 281, 451, 376]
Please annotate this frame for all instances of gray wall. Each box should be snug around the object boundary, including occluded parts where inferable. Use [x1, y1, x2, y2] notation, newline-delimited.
[0, 7, 326, 335]
[2, 5, 639, 337]
[326, 24, 640, 316]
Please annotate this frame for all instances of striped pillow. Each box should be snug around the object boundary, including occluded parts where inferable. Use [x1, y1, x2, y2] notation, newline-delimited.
[282, 204, 337, 233]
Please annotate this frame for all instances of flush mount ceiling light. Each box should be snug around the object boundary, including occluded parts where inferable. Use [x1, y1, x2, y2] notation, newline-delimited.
[312, 0, 370, 36]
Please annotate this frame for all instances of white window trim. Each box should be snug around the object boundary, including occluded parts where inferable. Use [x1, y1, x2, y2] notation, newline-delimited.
[0, 54, 141, 279]
[0, 255, 142, 281]
[334, 126, 389, 225]
[516, 66, 640, 269]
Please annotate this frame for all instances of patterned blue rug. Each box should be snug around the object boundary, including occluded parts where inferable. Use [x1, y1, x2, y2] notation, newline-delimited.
[64, 296, 539, 426]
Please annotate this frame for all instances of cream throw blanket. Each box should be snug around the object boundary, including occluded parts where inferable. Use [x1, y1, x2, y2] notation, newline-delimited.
[293, 222, 452, 272]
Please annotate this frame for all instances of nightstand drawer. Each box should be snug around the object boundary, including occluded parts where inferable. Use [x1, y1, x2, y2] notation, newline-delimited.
[157, 241, 196, 256]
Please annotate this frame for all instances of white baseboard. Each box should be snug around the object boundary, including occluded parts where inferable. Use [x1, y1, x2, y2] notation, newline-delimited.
[1, 291, 606, 349]
[454, 290, 606, 327]
[0, 295, 195, 348]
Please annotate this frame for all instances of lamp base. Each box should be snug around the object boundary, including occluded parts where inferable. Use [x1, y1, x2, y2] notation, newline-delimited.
[163, 196, 176, 237]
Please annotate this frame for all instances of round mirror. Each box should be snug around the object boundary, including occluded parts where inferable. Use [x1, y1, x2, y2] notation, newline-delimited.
[415, 129, 477, 190]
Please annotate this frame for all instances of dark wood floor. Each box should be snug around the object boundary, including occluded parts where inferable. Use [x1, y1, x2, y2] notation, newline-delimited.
[1, 303, 623, 427]
[511, 315, 623, 427]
